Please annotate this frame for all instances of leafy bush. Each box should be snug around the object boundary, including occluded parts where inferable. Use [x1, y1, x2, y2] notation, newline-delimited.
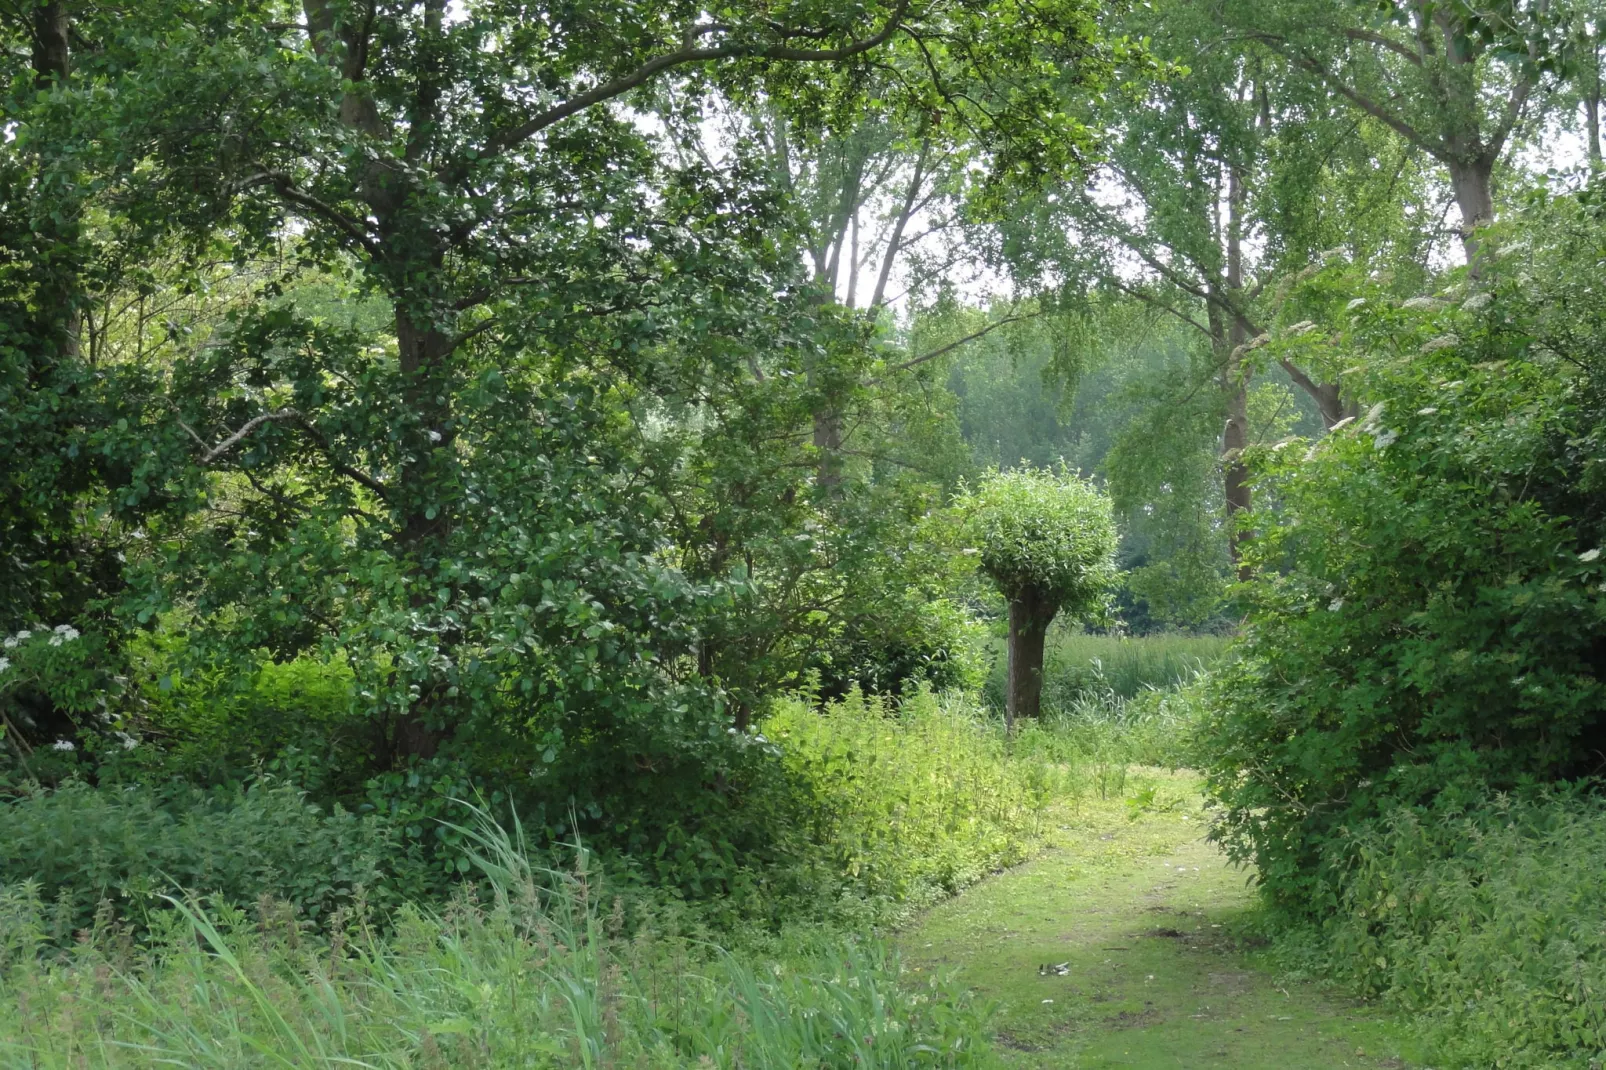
[1200, 202, 1606, 915]
[0, 624, 129, 784]
[130, 647, 362, 792]
[0, 780, 435, 935]
[814, 597, 988, 699]
[761, 688, 1053, 915]
[1313, 790, 1606, 1068]
[0, 811, 996, 1069]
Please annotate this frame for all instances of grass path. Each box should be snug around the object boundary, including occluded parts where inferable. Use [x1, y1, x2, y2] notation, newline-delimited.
[901, 770, 1422, 1069]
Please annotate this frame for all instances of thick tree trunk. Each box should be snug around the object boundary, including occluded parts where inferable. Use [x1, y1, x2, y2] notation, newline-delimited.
[30, 2, 70, 85]
[1449, 157, 1495, 265]
[1005, 589, 1056, 730]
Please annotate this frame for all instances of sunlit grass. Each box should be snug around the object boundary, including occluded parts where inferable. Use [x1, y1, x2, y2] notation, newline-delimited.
[0, 805, 994, 1069]
[982, 629, 1230, 711]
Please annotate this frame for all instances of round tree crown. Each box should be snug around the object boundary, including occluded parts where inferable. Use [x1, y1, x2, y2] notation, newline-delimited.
[959, 466, 1118, 613]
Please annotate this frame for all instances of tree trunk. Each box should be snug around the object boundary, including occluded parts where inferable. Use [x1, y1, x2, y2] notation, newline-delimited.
[1279, 360, 1353, 429]
[1005, 589, 1056, 730]
[30, 2, 70, 85]
[811, 408, 843, 490]
[1588, 91, 1602, 169]
[1222, 165, 1253, 580]
[1222, 373, 1252, 581]
[30, 0, 80, 362]
[388, 302, 456, 761]
[1449, 157, 1495, 265]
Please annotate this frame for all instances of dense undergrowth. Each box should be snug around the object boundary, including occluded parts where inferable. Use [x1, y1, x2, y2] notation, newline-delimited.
[0, 672, 1203, 1067]
[1308, 790, 1606, 1069]
[1196, 199, 1606, 1067]
[0, 808, 994, 1069]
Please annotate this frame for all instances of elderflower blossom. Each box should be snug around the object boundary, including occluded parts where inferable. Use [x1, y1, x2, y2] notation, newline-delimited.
[51, 740, 75, 752]
[46, 624, 80, 646]
[0, 657, 9, 674]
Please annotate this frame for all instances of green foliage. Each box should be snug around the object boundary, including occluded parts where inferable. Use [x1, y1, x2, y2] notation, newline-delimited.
[0, 812, 995, 1068]
[131, 646, 359, 791]
[0, 623, 137, 784]
[1199, 199, 1606, 916]
[814, 598, 989, 699]
[956, 466, 1117, 614]
[763, 689, 1054, 914]
[0, 780, 434, 936]
[1313, 790, 1606, 1069]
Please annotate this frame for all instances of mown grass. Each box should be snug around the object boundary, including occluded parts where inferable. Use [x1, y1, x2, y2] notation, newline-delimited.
[902, 773, 1419, 1070]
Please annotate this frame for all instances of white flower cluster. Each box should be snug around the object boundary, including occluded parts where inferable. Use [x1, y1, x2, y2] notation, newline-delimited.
[4, 624, 80, 650]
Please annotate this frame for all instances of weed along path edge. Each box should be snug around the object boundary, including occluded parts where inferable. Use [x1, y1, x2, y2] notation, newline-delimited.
[902, 770, 1421, 1069]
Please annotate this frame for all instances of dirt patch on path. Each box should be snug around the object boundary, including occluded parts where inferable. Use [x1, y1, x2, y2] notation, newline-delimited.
[901, 770, 1421, 1069]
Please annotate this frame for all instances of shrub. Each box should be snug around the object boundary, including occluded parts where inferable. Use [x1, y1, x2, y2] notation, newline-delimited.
[814, 597, 988, 699]
[130, 648, 363, 793]
[1200, 202, 1606, 915]
[1315, 790, 1606, 1068]
[0, 780, 435, 935]
[761, 688, 1053, 915]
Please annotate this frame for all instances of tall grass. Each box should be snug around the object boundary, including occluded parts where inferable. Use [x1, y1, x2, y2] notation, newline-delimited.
[982, 630, 1229, 712]
[0, 805, 995, 1069]
[1008, 682, 1207, 792]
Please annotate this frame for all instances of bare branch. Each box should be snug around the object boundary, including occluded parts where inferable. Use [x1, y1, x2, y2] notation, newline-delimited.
[875, 313, 1039, 381]
[1109, 278, 1211, 337]
[870, 138, 929, 312]
[200, 409, 302, 463]
[1248, 34, 1445, 157]
[1342, 27, 1424, 66]
[238, 170, 379, 256]
[293, 418, 392, 499]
